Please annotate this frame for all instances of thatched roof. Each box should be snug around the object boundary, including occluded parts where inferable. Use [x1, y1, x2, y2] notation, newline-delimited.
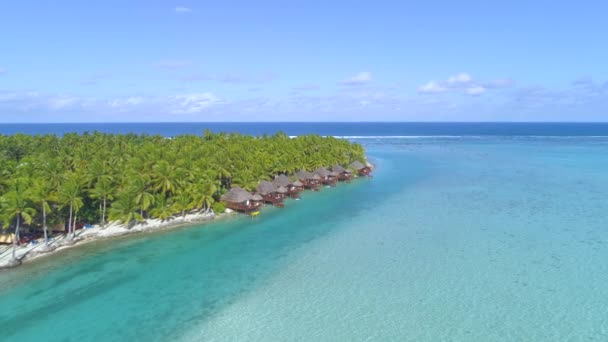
[295, 170, 312, 180]
[257, 180, 276, 195]
[276, 186, 288, 194]
[311, 174, 321, 180]
[220, 187, 252, 203]
[315, 167, 330, 178]
[251, 194, 263, 201]
[350, 160, 365, 170]
[332, 164, 346, 173]
[293, 180, 303, 187]
[273, 174, 292, 187]
[329, 171, 339, 177]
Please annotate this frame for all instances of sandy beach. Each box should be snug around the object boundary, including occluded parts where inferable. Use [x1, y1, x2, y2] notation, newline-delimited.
[0, 210, 229, 270]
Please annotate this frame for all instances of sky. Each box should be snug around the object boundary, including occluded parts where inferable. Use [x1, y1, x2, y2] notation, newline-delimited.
[1, 0, 608, 122]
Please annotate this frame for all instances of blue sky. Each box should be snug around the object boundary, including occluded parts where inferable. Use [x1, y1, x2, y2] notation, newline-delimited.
[1, 1, 607, 122]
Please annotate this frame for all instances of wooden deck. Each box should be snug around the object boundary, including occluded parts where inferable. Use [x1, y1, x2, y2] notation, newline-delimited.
[224, 201, 262, 213]
[358, 167, 372, 176]
[261, 194, 285, 207]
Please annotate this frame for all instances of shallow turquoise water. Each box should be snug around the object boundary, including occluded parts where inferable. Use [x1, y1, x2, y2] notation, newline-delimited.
[2, 138, 608, 341]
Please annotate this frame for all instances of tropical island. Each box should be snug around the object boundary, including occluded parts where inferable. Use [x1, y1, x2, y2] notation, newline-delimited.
[0, 131, 371, 269]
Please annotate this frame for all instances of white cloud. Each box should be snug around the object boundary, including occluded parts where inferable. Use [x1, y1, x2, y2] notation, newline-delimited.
[169, 93, 221, 113]
[175, 6, 192, 13]
[108, 97, 144, 109]
[465, 86, 486, 96]
[341, 72, 372, 86]
[447, 72, 472, 84]
[419, 81, 448, 93]
[418, 72, 512, 96]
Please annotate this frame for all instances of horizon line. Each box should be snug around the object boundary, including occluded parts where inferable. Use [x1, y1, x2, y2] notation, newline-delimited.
[3, 121, 608, 125]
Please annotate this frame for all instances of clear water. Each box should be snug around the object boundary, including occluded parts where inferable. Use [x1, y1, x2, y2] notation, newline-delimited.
[2, 136, 608, 341]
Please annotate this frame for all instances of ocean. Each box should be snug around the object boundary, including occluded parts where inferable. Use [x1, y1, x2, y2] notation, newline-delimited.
[1, 123, 607, 341]
[2, 122, 608, 137]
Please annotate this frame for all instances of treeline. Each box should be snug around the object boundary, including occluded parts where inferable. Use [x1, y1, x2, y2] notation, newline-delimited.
[0, 130, 366, 239]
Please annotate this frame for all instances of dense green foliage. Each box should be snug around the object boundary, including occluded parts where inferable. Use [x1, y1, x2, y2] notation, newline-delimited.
[0, 131, 366, 235]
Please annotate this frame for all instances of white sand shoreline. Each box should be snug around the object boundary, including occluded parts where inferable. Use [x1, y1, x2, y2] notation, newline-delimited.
[0, 210, 233, 270]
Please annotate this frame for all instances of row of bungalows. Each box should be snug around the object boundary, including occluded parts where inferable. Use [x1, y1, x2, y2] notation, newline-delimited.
[221, 161, 371, 215]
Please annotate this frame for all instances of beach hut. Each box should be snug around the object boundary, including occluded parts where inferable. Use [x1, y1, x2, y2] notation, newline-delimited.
[256, 180, 284, 207]
[274, 174, 302, 198]
[332, 164, 353, 182]
[310, 173, 322, 190]
[273, 174, 292, 188]
[251, 193, 264, 204]
[220, 187, 261, 213]
[291, 180, 304, 198]
[295, 170, 318, 190]
[350, 160, 372, 176]
[315, 167, 337, 186]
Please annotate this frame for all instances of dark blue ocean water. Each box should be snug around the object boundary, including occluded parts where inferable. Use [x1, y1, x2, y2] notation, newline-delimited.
[1, 122, 608, 136]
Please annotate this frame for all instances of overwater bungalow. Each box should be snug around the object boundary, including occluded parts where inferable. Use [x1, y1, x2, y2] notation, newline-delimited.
[291, 180, 304, 197]
[350, 160, 372, 177]
[274, 174, 302, 199]
[310, 174, 322, 191]
[256, 180, 284, 207]
[251, 194, 264, 206]
[220, 187, 262, 213]
[315, 167, 337, 187]
[295, 170, 320, 190]
[276, 185, 288, 199]
[332, 164, 353, 182]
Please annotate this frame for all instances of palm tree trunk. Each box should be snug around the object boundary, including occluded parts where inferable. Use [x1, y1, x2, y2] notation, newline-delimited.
[102, 196, 107, 229]
[43, 204, 49, 246]
[68, 204, 73, 239]
[12, 215, 20, 260]
[72, 212, 77, 239]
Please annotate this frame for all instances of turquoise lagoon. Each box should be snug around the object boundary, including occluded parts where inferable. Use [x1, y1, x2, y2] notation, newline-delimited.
[2, 137, 608, 341]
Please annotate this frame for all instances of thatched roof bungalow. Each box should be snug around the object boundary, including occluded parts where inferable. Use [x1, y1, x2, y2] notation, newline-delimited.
[256, 180, 284, 206]
[332, 164, 353, 181]
[316, 166, 336, 186]
[350, 160, 372, 176]
[256, 180, 276, 196]
[273, 174, 292, 188]
[295, 170, 321, 190]
[220, 187, 261, 212]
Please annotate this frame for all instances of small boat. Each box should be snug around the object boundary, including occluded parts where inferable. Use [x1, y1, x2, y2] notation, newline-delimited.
[250, 211, 261, 217]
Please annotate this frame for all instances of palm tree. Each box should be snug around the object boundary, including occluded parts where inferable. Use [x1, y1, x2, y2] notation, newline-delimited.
[59, 175, 83, 240]
[152, 160, 180, 195]
[108, 192, 143, 228]
[128, 176, 154, 218]
[171, 191, 192, 217]
[188, 182, 216, 213]
[1, 178, 36, 261]
[149, 194, 174, 222]
[29, 178, 55, 248]
[89, 176, 113, 229]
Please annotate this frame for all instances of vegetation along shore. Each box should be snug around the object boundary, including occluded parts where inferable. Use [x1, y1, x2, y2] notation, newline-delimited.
[0, 131, 371, 269]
